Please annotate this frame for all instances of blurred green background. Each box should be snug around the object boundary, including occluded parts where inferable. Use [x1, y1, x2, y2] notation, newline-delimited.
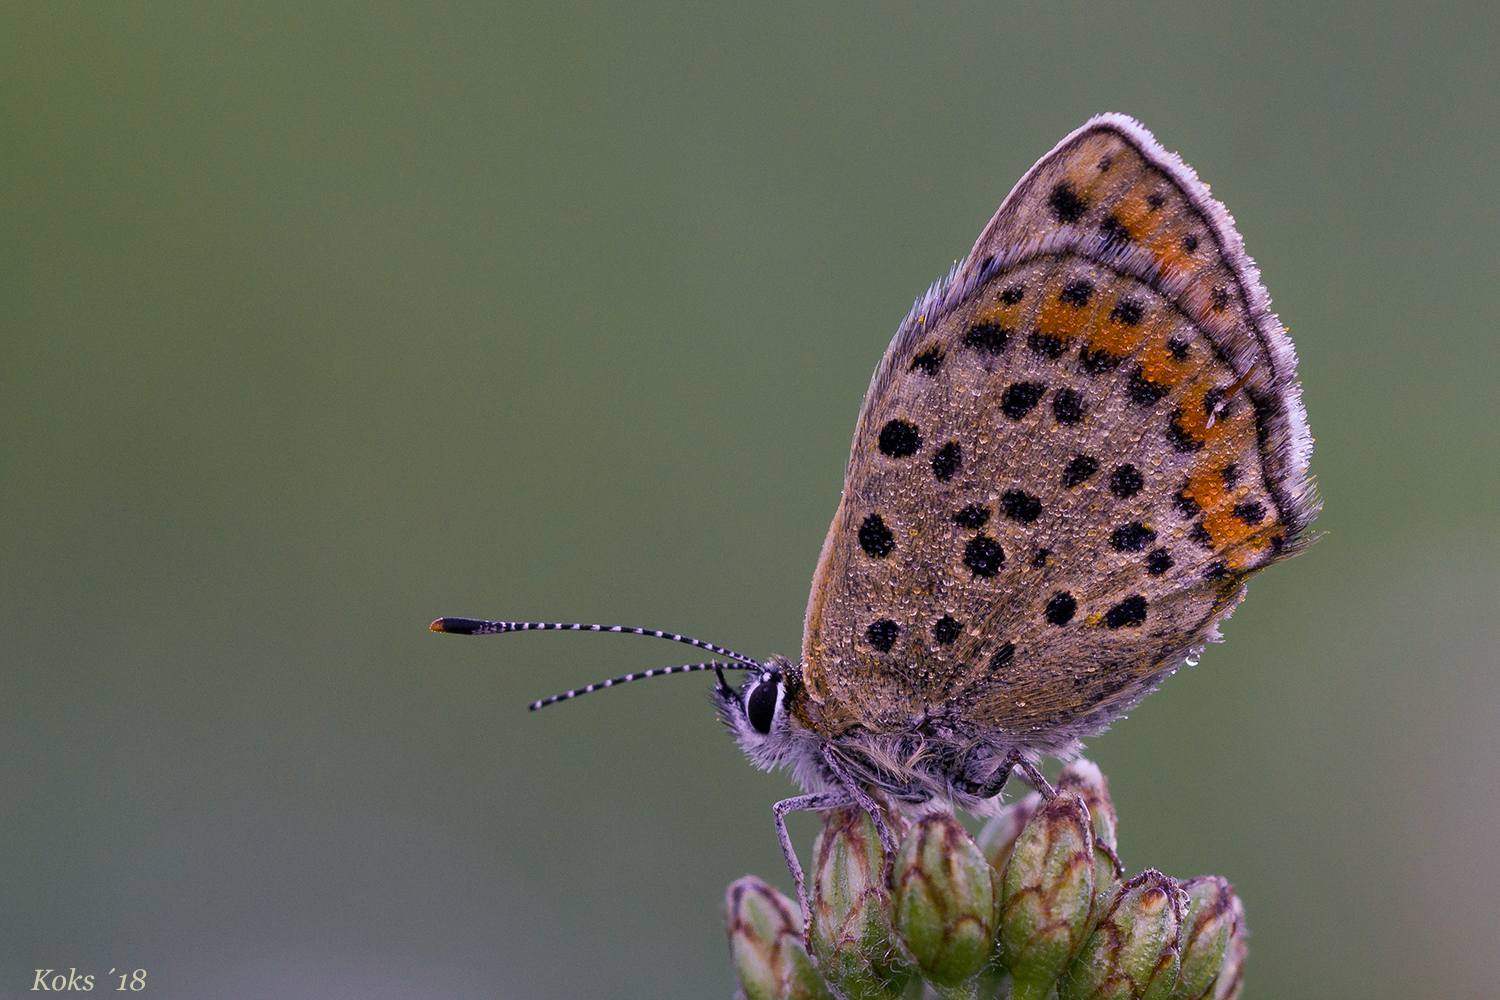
[3, 3, 1496, 998]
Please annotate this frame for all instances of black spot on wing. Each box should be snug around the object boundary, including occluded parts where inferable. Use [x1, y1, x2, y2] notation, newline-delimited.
[866, 619, 900, 652]
[963, 322, 1011, 354]
[953, 504, 990, 528]
[1104, 595, 1147, 628]
[933, 615, 963, 645]
[858, 514, 894, 557]
[1052, 388, 1085, 424]
[1049, 183, 1088, 223]
[1063, 455, 1099, 488]
[910, 347, 944, 375]
[1233, 501, 1266, 526]
[1111, 522, 1156, 552]
[1059, 279, 1094, 307]
[1028, 331, 1069, 359]
[1167, 410, 1203, 452]
[1099, 214, 1130, 245]
[1127, 368, 1170, 406]
[1080, 346, 1123, 375]
[1045, 592, 1077, 626]
[878, 419, 921, 457]
[1110, 298, 1144, 326]
[1001, 490, 1043, 524]
[1001, 382, 1047, 419]
[932, 441, 962, 481]
[963, 535, 1005, 577]
[1109, 464, 1143, 498]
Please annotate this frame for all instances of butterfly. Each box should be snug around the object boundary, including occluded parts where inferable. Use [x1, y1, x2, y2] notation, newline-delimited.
[433, 114, 1317, 913]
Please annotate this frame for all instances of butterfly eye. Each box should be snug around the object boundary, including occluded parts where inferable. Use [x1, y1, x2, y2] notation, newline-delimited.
[746, 676, 779, 735]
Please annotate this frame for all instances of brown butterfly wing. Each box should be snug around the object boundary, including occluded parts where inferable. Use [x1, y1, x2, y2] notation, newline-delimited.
[799, 115, 1317, 741]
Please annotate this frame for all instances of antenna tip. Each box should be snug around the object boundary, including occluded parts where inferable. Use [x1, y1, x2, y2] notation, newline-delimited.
[431, 617, 486, 634]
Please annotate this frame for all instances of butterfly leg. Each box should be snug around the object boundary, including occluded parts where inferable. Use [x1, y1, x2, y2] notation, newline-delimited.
[773, 790, 852, 929]
[1017, 758, 1056, 799]
[819, 746, 902, 860]
[957, 749, 1021, 801]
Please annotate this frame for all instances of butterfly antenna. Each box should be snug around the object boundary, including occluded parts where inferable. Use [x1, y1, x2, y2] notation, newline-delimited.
[429, 617, 762, 667]
[527, 661, 760, 711]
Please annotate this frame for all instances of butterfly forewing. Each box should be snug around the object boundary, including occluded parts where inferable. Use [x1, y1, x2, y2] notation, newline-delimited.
[801, 116, 1317, 739]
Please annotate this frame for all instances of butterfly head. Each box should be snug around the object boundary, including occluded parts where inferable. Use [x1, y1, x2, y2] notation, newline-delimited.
[714, 654, 828, 780]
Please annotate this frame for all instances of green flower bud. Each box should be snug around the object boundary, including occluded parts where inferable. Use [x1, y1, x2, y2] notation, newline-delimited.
[976, 792, 1041, 874]
[1170, 878, 1236, 1000]
[1211, 896, 1247, 1000]
[809, 806, 914, 1000]
[1057, 759, 1125, 911]
[975, 787, 1040, 1000]
[725, 876, 833, 1000]
[1057, 759, 1119, 856]
[1060, 870, 1184, 1000]
[890, 812, 998, 990]
[998, 792, 1097, 1000]
[720, 761, 1252, 1000]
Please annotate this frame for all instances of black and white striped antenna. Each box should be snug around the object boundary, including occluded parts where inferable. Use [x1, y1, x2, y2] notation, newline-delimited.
[429, 617, 765, 710]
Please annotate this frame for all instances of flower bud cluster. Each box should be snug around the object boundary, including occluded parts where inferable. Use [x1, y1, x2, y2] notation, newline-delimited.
[725, 760, 1249, 1000]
